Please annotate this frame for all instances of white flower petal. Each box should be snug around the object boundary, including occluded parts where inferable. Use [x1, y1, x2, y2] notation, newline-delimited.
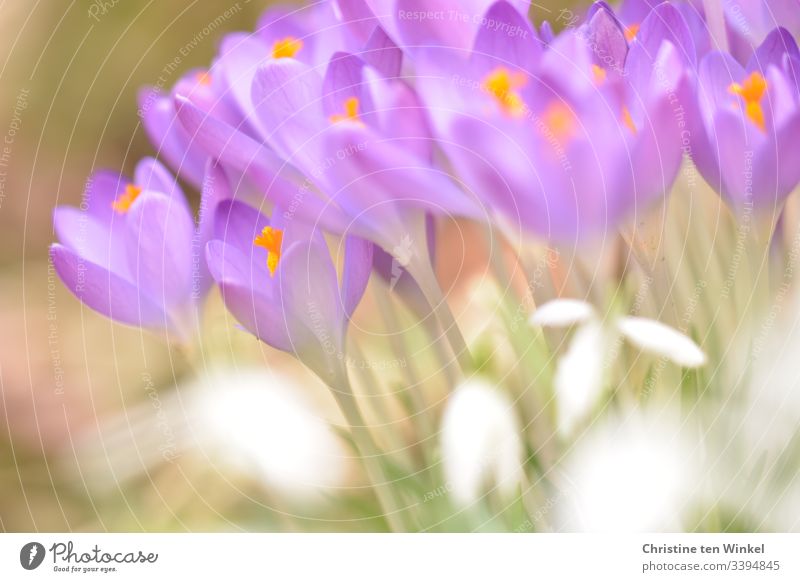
[529, 299, 596, 328]
[441, 379, 523, 504]
[557, 414, 694, 532]
[195, 369, 348, 500]
[617, 316, 706, 368]
[554, 321, 606, 436]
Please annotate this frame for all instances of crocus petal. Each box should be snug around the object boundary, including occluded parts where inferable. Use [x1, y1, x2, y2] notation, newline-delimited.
[582, 2, 627, 75]
[362, 68, 434, 160]
[771, 110, 800, 197]
[173, 94, 294, 184]
[471, 0, 541, 73]
[698, 51, 746, 117]
[341, 235, 374, 318]
[322, 52, 374, 118]
[250, 59, 324, 164]
[539, 20, 554, 44]
[625, 3, 697, 90]
[125, 191, 195, 308]
[617, 316, 706, 367]
[195, 160, 233, 296]
[218, 33, 271, 129]
[362, 26, 403, 78]
[715, 109, 758, 205]
[133, 157, 190, 213]
[205, 240, 291, 352]
[394, 0, 531, 52]
[747, 27, 800, 72]
[529, 299, 596, 327]
[51, 243, 167, 329]
[325, 124, 480, 223]
[53, 207, 126, 275]
[554, 321, 606, 436]
[79, 170, 128, 222]
[277, 237, 346, 379]
[336, 0, 381, 43]
[174, 95, 349, 232]
[137, 87, 207, 189]
[214, 199, 271, 256]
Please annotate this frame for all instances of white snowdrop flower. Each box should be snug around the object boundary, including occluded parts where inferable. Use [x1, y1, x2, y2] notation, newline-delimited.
[72, 368, 349, 500]
[530, 298, 596, 327]
[441, 379, 523, 505]
[192, 368, 348, 500]
[553, 320, 607, 436]
[556, 414, 695, 532]
[616, 316, 706, 368]
[530, 299, 706, 435]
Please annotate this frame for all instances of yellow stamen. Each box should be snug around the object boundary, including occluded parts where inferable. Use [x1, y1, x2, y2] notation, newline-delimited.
[482, 67, 528, 117]
[729, 71, 768, 131]
[591, 64, 607, 85]
[111, 184, 142, 213]
[622, 105, 638, 135]
[253, 226, 284, 276]
[196, 71, 212, 86]
[329, 97, 361, 124]
[541, 102, 576, 141]
[625, 23, 640, 42]
[272, 36, 303, 59]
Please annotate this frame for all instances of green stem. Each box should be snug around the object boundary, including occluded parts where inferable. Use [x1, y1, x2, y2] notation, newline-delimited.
[407, 255, 474, 374]
[326, 367, 408, 532]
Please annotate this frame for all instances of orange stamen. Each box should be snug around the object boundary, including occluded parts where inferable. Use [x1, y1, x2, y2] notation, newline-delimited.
[329, 97, 361, 124]
[625, 23, 640, 42]
[622, 105, 638, 135]
[591, 64, 607, 85]
[111, 184, 142, 213]
[729, 71, 768, 131]
[482, 67, 528, 117]
[253, 226, 284, 276]
[272, 36, 303, 59]
[541, 102, 577, 141]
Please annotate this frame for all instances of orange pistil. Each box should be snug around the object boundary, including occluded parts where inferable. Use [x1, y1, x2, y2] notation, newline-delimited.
[482, 67, 528, 117]
[253, 226, 284, 276]
[111, 184, 142, 213]
[625, 23, 640, 42]
[272, 36, 303, 59]
[729, 71, 768, 132]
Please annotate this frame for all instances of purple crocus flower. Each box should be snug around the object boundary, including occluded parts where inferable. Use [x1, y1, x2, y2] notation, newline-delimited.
[690, 28, 800, 209]
[139, 68, 244, 189]
[138, 2, 349, 190]
[616, 0, 710, 60]
[724, 0, 800, 63]
[407, 1, 690, 242]
[337, 0, 532, 52]
[205, 197, 372, 384]
[50, 158, 224, 342]
[175, 41, 478, 276]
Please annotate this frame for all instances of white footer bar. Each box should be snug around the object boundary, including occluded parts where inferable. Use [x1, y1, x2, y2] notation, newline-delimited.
[1, 533, 796, 581]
